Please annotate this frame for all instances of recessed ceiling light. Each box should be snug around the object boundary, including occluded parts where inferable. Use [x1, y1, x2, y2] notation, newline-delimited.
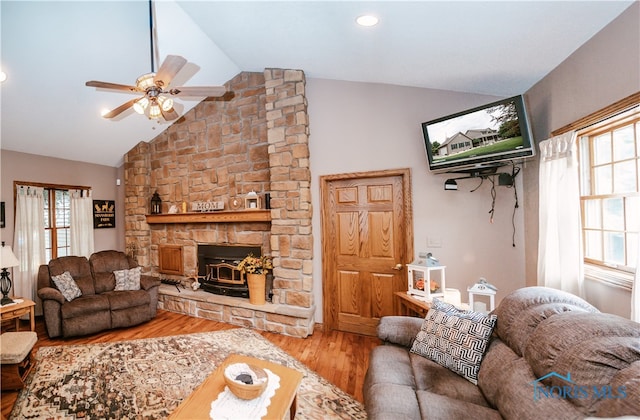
[0, 71, 7, 83]
[356, 15, 379, 27]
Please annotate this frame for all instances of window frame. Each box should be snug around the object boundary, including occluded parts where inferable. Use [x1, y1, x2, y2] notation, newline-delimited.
[578, 110, 639, 270]
[44, 187, 72, 261]
[559, 94, 640, 289]
[13, 181, 91, 261]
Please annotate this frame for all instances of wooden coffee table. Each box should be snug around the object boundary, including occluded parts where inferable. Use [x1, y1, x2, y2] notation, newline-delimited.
[170, 354, 304, 420]
[0, 298, 36, 332]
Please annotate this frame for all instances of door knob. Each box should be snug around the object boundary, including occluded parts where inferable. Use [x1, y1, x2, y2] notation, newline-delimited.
[393, 263, 403, 270]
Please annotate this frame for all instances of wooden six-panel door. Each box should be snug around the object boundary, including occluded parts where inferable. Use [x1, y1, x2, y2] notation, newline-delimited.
[321, 169, 413, 336]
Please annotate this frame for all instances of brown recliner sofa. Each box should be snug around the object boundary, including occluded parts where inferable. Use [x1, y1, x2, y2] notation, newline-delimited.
[37, 250, 161, 338]
[364, 287, 640, 419]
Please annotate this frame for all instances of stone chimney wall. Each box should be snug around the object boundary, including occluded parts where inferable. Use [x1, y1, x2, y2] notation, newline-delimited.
[123, 69, 313, 337]
[264, 69, 312, 308]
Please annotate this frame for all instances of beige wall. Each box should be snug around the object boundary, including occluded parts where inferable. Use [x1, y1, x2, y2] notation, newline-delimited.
[523, 2, 639, 317]
[1, 3, 635, 321]
[307, 79, 528, 317]
[0, 150, 125, 253]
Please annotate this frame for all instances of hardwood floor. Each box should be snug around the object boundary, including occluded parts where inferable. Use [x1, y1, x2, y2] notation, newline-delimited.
[1, 310, 380, 418]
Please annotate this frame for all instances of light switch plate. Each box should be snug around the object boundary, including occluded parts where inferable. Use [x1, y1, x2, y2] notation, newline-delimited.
[428, 236, 442, 248]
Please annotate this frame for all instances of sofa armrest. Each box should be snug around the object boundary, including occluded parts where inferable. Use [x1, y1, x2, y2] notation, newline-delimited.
[37, 264, 51, 291]
[140, 275, 161, 291]
[377, 316, 424, 348]
[38, 287, 66, 304]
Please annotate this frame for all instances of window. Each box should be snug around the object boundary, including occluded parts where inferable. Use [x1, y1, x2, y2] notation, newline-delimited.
[578, 107, 639, 278]
[44, 188, 71, 261]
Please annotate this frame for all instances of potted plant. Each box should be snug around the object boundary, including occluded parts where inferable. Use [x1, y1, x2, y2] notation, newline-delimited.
[237, 254, 273, 305]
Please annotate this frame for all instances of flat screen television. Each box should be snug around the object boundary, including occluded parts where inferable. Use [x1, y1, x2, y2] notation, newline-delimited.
[422, 95, 535, 173]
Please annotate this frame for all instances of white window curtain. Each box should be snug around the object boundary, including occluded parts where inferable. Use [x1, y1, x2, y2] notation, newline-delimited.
[537, 132, 585, 297]
[70, 189, 94, 258]
[632, 244, 640, 322]
[13, 186, 46, 305]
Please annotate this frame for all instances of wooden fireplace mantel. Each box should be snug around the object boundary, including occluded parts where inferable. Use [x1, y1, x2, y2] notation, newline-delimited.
[145, 210, 271, 224]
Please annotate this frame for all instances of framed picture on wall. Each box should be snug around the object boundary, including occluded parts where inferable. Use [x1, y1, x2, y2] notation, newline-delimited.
[93, 200, 115, 229]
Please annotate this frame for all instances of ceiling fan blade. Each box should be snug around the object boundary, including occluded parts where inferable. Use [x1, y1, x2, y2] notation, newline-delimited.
[86, 80, 140, 93]
[154, 55, 187, 88]
[168, 86, 227, 97]
[161, 107, 179, 121]
[102, 98, 139, 119]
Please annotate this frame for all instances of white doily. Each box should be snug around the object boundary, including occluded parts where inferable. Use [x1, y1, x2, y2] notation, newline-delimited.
[1, 298, 24, 307]
[210, 368, 281, 420]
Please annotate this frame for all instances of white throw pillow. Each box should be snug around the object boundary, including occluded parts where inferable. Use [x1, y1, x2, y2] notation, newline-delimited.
[113, 267, 141, 291]
[51, 271, 82, 302]
[410, 298, 497, 384]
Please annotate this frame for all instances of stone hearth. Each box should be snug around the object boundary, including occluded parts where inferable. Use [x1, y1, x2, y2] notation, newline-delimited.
[124, 69, 314, 337]
[158, 285, 315, 337]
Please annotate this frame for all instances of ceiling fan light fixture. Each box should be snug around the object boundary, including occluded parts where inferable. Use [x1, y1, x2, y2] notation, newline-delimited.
[133, 97, 149, 114]
[86, 1, 227, 121]
[136, 72, 156, 90]
[158, 95, 173, 112]
[148, 103, 161, 119]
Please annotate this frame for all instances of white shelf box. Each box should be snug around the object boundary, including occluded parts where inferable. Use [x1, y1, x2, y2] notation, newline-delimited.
[407, 264, 446, 301]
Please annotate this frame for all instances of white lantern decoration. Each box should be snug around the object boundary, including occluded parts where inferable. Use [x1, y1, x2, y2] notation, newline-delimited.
[407, 253, 445, 301]
[467, 278, 497, 313]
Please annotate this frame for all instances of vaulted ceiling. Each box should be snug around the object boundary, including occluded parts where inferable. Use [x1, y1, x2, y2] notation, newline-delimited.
[1, 1, 634, 167]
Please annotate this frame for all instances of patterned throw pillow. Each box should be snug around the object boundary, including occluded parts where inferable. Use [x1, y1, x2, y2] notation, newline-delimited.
[51, 271, 83, 302]
[410, 298, 497, 385]
[114, 267, 141, 291]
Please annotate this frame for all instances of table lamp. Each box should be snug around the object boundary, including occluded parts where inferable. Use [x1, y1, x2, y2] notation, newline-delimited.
[0, 242, 20, 305]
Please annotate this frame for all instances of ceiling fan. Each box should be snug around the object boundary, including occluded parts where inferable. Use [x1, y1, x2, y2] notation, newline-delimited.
[86, 1, 227, 121]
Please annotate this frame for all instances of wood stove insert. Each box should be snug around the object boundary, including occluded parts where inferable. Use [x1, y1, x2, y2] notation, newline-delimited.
[197, 244, 261, 298]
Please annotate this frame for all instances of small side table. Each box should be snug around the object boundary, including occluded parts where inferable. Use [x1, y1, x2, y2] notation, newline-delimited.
[394, 291, 431, 318]
[0, 298, 36, 332]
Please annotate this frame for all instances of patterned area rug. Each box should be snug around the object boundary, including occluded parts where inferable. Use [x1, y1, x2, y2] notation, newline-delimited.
[10, 329, 366, 419]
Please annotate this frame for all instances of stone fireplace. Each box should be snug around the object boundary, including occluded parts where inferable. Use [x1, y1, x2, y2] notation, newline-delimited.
[123, 69, 314, 337]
